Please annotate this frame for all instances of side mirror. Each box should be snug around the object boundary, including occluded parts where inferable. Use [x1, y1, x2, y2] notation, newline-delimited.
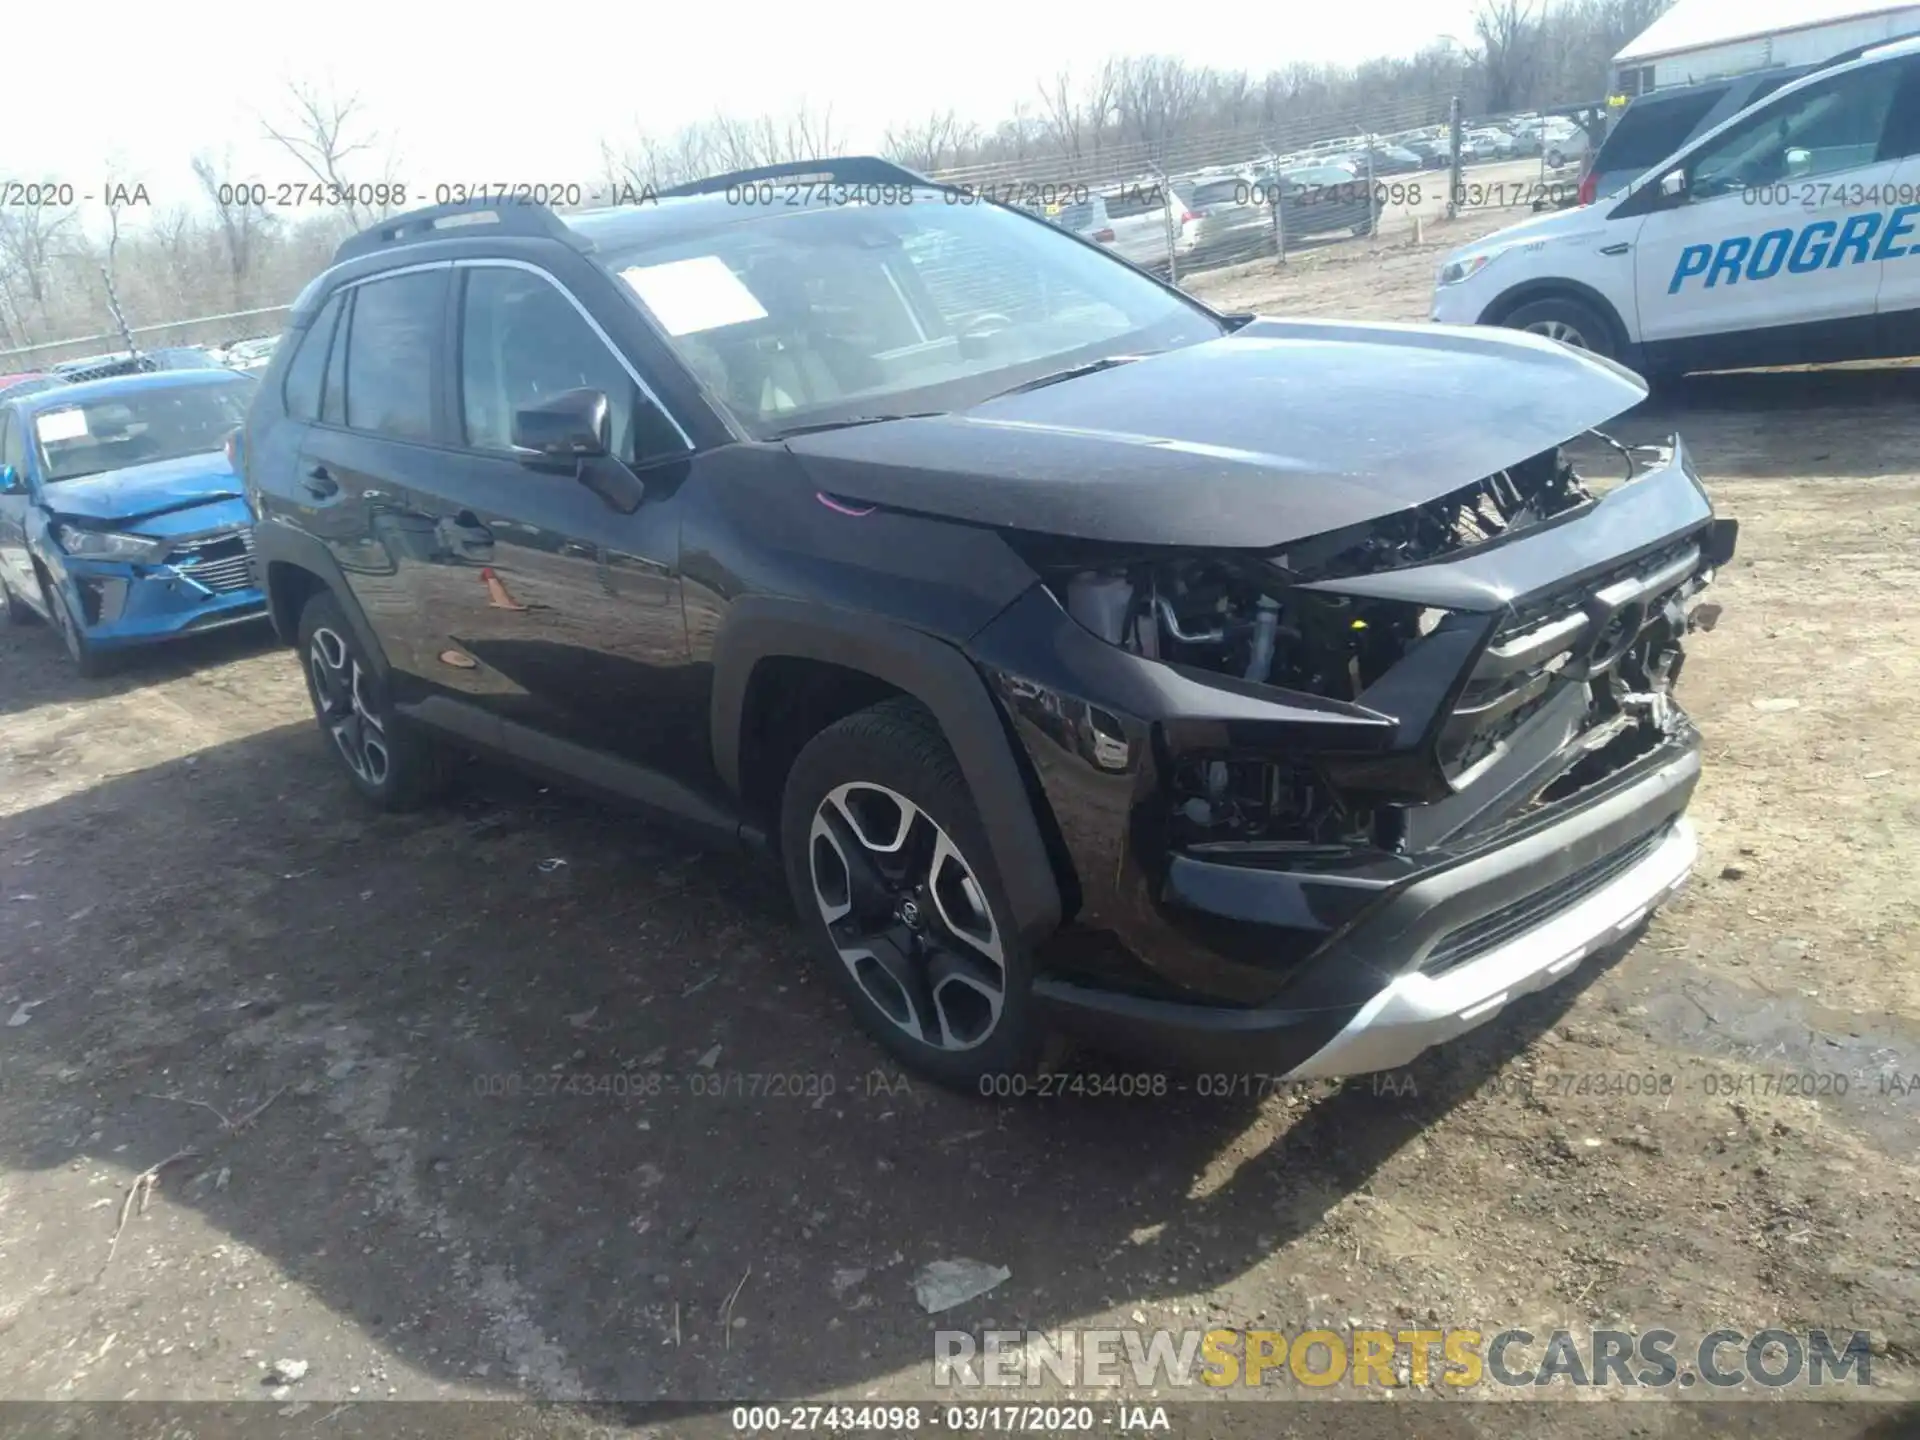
[512, 388, 610, 464]
[1659, 168, 1687, 198]
[1784, 147, 1813, 178]
[0, 464, 22, 496]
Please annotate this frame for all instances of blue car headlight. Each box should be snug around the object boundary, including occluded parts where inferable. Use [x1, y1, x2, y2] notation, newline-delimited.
[53, 523, 167, 563]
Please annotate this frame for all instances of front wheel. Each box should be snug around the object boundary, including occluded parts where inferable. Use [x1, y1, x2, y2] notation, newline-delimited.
[39, 571, 115, 677]
[780, 698, 1042, 1090]
[297, 591, 449, 809]
[1501, 295, 1618, 361]
[1, 575, 37, 626]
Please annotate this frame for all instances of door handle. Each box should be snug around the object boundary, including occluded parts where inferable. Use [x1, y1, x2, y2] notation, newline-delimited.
[301, 465, 339, 499]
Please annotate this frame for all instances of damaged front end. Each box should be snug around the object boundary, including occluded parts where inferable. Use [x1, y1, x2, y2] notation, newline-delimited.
[973, 430, 1735, 1071]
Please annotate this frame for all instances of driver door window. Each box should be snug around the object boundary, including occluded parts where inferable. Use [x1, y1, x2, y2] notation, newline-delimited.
[458, 265, 682, 466]
[1687, 64, 1907, 196]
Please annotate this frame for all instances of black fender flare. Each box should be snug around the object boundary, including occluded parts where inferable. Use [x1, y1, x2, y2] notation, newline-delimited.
[709, 594, 1063, 946]
[1477, 277, 1634, 358]
[252, 519, 393, 680]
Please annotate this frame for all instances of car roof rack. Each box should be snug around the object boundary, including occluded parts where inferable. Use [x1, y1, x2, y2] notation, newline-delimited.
[651, 155, 936, 199]
[332, 197, 586, 265]
[1811, 27, 1920, 73]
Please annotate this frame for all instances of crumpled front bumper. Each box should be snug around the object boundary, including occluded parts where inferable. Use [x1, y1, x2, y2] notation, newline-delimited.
[58, 558, 268, 648]
[971, 439, 1729, 1077]
[1027, 730, 1700, 1076]
[48, 501, 267, 649]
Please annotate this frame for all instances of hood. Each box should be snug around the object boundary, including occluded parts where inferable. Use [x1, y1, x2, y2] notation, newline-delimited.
[40, 450, 243, 526]
[785, 318, 1646, 548]
[1439, 203, 1611, 267]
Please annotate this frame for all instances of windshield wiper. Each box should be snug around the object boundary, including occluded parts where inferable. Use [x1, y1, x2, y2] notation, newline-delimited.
[990, 353, 1156, 398]
[769, 412, 945, 439]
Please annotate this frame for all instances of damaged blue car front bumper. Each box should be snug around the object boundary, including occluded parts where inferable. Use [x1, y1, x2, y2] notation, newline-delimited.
[52, 496, 267, 649]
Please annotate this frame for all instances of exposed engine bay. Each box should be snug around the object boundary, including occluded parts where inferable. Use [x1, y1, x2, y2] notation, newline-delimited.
[1043, 438, 1725, 853]
[1058, 443, 1599, 697]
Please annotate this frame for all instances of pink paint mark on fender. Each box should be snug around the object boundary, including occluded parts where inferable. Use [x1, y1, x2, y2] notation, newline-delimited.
[815, 491, 876, 517]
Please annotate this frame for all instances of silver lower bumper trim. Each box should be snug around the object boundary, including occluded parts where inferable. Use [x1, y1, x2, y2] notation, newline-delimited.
[1285, 818, 1696, 1079]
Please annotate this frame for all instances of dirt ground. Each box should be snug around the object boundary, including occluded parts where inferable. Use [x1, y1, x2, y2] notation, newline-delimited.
[2, 211, 1918, 1438]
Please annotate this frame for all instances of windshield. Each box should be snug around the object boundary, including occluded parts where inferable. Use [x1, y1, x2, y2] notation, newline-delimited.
[601, 195, 1223, 438]
[32, 378, 251, 483]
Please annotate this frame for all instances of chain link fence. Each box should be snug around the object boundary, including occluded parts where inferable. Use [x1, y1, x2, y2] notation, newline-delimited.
[0, 305, 292, 372]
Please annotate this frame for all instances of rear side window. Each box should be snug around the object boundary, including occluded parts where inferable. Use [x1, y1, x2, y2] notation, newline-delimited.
[0, 413, 20, 473]
[281, 294, 342, 422]
[1596, 88, 1728, 173]
[1190, 179, 1245, 207]
[343, 269, 446, 442]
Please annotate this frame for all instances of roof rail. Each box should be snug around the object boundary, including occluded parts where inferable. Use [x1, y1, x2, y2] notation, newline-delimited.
[331, 197, 584, 265]
[1812, 26, 1920, 72]
[652, 155, 937, 199]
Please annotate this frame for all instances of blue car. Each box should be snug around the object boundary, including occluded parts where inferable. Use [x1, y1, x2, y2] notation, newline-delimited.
[0, 369, 267, 674]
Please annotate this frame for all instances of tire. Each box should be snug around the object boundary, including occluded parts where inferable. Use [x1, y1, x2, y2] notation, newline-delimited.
[1, 575, 36, 626]
[1501, 295, 1618, 361]
[38, 569, 115, 678]
[780, 697, 1042, 1090]
[296, 590, 449, 810]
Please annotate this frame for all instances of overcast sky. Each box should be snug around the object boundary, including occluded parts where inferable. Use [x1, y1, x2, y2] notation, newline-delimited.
[6, 0, 1482, 226]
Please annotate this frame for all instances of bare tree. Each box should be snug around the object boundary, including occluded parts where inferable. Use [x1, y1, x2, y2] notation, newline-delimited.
[193, 153, 272, 310]
[1474, 0, 1544, 114]
[261, 82, 388, 230]
[0, 200, 77, 332]
[884, 111, 981, 172]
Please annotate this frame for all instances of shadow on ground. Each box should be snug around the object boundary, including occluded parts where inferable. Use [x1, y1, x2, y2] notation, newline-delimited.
[0, 710, 1643, 1406]
[0, 614, 278, 718]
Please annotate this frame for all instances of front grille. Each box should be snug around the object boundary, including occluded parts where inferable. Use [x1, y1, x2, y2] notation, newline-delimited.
[165, 529, 256, 594]
[1420, 825, 1665, 976]
[1437, 541, 1701, 788]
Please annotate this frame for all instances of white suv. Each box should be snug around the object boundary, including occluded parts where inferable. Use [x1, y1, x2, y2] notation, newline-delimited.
[1432, 35, 1920, 378]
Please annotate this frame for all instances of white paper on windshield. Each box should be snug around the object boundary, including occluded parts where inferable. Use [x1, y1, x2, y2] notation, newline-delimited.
[619, 257, 768, 336]
[36, 408, 88, 443]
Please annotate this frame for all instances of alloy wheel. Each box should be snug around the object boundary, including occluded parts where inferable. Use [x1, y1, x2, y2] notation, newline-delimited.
[1525, 318, 1589, 349]
[308, 626, 390, 787]
[806, 781, 1005, 1051]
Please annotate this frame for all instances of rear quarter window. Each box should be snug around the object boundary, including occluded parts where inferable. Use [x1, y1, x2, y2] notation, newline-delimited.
[1596, 88, 1729, 173]
[280, 294, 342, 422]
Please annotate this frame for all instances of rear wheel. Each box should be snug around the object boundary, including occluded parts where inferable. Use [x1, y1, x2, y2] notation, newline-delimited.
[1501, 295, 1618, 361]
[297, 591, 449, 809]
[780, 698, 1041, 1090]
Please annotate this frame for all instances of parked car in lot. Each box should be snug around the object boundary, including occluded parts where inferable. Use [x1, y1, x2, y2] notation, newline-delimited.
[1262, 163, 1380, 241]
[1462, 128, 1515, 162]
[0, 373, 64, 399]
[0, 368, 266, 674]
[1433, 34, 1920, 376]
[1333, 144, 1424, 176]
[1044, 196, 1116, 246]
[1181, 172, 1278, 260]
[1097, 179, 1202, 271]
[247, 162, 1731, 1087]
